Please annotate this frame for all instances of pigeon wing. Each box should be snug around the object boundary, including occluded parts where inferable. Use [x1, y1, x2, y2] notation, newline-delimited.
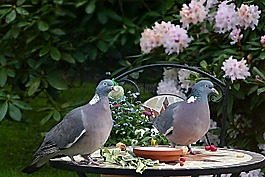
[34, 107, 86, 158]
[153, 102, 181, 135]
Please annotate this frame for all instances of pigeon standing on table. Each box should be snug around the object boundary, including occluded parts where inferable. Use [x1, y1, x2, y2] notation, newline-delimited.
[22, 79, 115, 174]
[152, 80, 218, 153]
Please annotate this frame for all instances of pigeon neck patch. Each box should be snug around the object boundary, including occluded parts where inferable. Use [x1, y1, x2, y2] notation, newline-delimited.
[187, 96, 197, 103]
[89, 94, 100, 105]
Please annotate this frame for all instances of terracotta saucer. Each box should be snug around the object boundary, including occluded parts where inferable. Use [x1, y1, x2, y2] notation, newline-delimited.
[133, 146, 184, 162]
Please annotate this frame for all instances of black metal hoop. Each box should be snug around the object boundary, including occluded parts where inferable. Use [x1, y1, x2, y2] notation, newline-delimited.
[111, 63, 230, 147]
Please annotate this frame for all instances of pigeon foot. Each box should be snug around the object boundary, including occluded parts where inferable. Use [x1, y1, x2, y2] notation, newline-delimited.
[80, 155, 102, 165]
[187, 145, 201, 155]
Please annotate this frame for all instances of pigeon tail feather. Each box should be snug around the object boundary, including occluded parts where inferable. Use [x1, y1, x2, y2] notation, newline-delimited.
[21, 162, 43, 174]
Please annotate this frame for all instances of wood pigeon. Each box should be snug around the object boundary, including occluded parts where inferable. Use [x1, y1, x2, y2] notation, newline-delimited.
[152, 80, 218, 153]
[22, 79, 115, 174]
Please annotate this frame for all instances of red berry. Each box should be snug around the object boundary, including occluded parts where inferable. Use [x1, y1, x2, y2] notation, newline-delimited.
[210, 145, 217, 151]
[180, 157, 186, 162]
[205, 145, 211, 151]
[180, 161, 185, 166]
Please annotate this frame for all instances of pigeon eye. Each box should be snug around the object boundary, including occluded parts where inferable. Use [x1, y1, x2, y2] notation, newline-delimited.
[103, 82, 107, 86]
[205, 84, 208, 88]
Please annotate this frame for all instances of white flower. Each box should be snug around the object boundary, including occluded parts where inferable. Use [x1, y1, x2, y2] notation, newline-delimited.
[221, 56, 251, 82]
[131, 139, 138, 145]
[151, 128, 159, 137]
[214, 1, 239, 33]
[237, 4, 261, 30]
[229, 28, 243, 45]
[135, 129, 146, 138]
[180, 0, 208, 28]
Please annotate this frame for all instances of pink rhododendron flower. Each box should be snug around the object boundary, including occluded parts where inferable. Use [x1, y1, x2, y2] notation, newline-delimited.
[157, 79, 186, 99]
[237, 4, 261, 30]
[229, 28, 243, 45]
[214, 1, 238, 33]
[140, 28, 162, 54]
[221, 56, 251, 82]
[180, 0, 208, 28]
[178, 69, 195, 92]
[260, 35, 265, 44]
[163, 25, 193, 55]
[152, 21, 174, 41]
[140, 21, 193, 55]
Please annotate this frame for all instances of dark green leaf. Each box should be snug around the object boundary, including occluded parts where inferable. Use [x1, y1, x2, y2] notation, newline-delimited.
[257, 87, 265, 95]
[248, 85, 259, 95]
[75, 0, 87, 7]
[62, 53, 75, 64]
[17, 21, 31, 27]
[50, 47, 61, 61]
[16, 0, 25, 6]
[248, 47, 261, 51]
[87, 46, 97, 60]
[73, 52, 86, 63]
[0, 102, 8, 121]
[0, 69, 7, 87]
[85, 1, 96, 14]
[233, 82, 240, 91]
[10, 94, 20, 99]
[200, 60, 208, 70]
[8, 103, 22, 121]
[97, 41, 109, 52]
[247, 41, 262, 47]
[253, 67, 265, 80]
[53, 110, 61, 121]
[7, 68, 15, 77]
[258, 52, 265, 60]
[97, 10, 108, 24]
[224, 49, 237, 55]
[10, 27, 20, 38]
[40, 111, 53, 125]
[16, 7, 29, 15]
[0, 54, 6, 65]
[53, 0, 63, 5]
[26, 32, 38, 44]
[47, 70, 68, 90]
[6, 10, 16, 23]
[50, 28, 65, 35]
[0, 8, 11, 16]
[12, 100, 32, 110]
[39, 45, 50, 57]
[106, 10, 121, 21]
[38, 21, 49, 32]
[27, 78, 41, 96]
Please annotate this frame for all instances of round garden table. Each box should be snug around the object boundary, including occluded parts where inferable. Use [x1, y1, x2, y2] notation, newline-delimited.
[49, 147, 265, 177]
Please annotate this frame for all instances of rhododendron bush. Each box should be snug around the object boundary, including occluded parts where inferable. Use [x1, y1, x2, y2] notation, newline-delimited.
[138, 0, 265, 155]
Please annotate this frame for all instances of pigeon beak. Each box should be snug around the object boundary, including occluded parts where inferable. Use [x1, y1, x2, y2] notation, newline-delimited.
[111, 86, 117, 91]
[211, 88, 219, 95]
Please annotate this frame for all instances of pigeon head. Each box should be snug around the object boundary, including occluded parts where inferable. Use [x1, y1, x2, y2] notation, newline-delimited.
[189, 80, 218, 102]
[96, 79, 115, 97]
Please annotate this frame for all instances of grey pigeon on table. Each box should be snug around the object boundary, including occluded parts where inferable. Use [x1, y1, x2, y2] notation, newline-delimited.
[152, 80, 218, 153]
[22, 79, 115, 174]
